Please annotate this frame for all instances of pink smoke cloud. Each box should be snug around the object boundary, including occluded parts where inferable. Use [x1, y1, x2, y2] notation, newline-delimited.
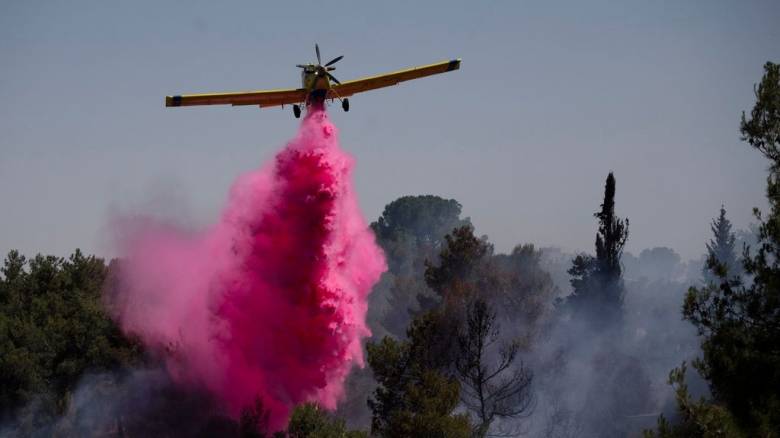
[111, 107, 386, 430]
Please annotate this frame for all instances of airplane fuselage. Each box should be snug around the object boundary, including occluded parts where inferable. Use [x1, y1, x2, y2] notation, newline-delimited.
[301, 65, 331, 93]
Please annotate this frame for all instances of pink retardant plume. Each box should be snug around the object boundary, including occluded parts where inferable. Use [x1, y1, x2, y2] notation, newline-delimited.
[111, 106, 386, 431]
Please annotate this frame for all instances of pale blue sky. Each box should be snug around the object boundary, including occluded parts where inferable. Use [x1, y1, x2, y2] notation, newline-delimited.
[1, 1, 778, 260]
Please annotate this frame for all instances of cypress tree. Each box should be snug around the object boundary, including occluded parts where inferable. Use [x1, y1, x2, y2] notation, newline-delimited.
[567, 172, 629, 324]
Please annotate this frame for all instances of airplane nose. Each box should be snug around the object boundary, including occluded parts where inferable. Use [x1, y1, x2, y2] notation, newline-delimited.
[165, 95, 183, 107]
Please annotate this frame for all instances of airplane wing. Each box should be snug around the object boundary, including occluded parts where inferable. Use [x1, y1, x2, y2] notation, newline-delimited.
[327, 59, 460, 99]
[165, 88, 307, 108]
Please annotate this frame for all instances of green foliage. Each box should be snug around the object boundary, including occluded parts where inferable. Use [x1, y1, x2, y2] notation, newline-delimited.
[0, 249, 141, 420]
[286, 403, 367, 438]
[566, 172, 629, 325]
[371, 195, 469, 260]
[682, 61, 780, 434]
[424, 225, 492, 303]
[369, 195, 470, 338]
[644, 363, 742, 438]
[368, 226, 540, 437]
[566, 253, 598, 301]
[648, 62, 780, 437]
[388, 370, 470, 438]
[740, 62, 780, 165]
[491, 244, 558, 330]
[366, 316, 472, 438]
[703, 206, 740, 283]
[419, 226, 497, 370]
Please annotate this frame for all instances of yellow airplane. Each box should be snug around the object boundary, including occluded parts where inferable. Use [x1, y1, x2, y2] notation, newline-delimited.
[165, 44, 461, 118]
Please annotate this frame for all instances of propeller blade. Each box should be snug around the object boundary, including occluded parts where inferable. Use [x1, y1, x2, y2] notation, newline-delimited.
[325, 55, 343, 67]
[296, 64, 307, 68]
[315, 44, 321, 64]
[327, 72, 341, 85]
[326, 66, 336, 71]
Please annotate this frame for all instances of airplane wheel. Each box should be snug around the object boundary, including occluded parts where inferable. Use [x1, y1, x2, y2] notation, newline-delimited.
[293, 105, 301, 118]
[342, 98, 349, 112]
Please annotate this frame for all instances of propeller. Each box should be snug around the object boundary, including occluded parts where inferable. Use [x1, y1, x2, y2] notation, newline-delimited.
[315, 44, 344, 84]
[325, 55, 343, 67]
[296, 44, 344, 83]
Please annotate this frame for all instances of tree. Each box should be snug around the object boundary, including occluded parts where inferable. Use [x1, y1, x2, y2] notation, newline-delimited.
[418, 225, 497, 369]
[594, 172, 629, 283]
[636, 247, 683, 280]
[643, 363, 742, 438]
[366, 315, 471, 438]
[369, 222, 547, 437]
[654, 62, 780, 436]
[566, 172, 629, 325]
[369, 195, 470, 338]
[371, 196, 469, 260]
[740, 62, 780, 165]
[423, 227, 539, 435]
[286, 403, 367, 438]
[455, 299, 533, 437]
[0, 250, 141, 423]
[702, 206, 740, 283]
[239, 397, 272, 438]
[423, 225, 493, 310]
[338, 197, 471, 430]
[492, 244, 558, 333]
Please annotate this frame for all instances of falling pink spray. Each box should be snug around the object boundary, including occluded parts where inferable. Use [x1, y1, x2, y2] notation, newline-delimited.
[112, 107, 386, 430]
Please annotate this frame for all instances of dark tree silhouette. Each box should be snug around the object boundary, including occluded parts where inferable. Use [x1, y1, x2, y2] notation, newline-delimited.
[566, 172, 629, 325]
[492, 244, 558, 333]
[239, 397, 271, 438]
[455, 299, 533, 437]
[424, 225, 492, 308]
[703, 205, 740, 283]
[594, 172, 629, 282]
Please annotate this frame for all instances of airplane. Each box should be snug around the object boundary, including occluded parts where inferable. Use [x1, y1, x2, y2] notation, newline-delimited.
[165, 44, 461, 118]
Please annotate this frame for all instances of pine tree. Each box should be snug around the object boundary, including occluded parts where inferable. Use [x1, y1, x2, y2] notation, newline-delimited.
[366, 314, 472, 438]
[649, 62, 780, 436]
[702, 205, 739, 283]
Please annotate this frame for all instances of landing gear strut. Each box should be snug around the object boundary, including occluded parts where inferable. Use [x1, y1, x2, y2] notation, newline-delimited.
[342, 98, 349, 112]
[293, 104, 301, 118]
